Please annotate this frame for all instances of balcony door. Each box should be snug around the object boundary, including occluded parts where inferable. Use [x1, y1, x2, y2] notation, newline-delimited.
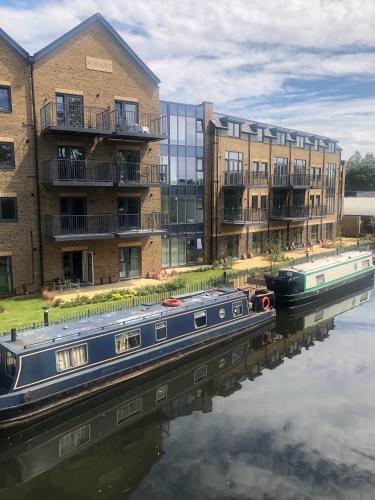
[118, 197, 140, 230]
[117, 150, 140, 182]
[56, 94, 83, 128]
[119, 246, 141, 279]
[62, 250, 94, 284]
[0, 256, 12, 295]
[115, 101, 139, 131]
[60, 197, 87, 234]
[57, 145, 85, 181]
[224, 189, 242, 219]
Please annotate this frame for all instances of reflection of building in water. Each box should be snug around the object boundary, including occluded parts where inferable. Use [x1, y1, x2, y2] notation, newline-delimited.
[0, 287, 371, 498]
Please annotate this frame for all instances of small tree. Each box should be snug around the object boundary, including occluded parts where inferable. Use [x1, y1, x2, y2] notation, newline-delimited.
[266, 233, 285, 272]
[335, 220, 344, 251]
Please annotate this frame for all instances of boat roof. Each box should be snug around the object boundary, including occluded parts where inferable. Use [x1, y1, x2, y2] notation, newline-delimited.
[281, 251, 373, 275]
[1, 287, 244, 355]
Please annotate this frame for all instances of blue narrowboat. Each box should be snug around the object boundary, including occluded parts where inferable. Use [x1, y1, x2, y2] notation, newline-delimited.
[0, 287, 275, 427]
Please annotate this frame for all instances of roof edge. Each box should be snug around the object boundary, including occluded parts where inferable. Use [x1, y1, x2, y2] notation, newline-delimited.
[33, 12, 160, 85]
[0, 26, 29, 61]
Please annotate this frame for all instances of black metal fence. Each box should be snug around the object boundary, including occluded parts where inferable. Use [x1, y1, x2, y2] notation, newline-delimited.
[223, 208, 268, 224]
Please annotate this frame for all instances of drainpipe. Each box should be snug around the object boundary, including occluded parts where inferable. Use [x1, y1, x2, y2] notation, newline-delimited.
[29, 58, 44, 287]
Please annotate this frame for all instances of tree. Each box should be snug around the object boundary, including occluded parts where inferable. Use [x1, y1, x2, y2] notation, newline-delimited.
[346, 151, 375, 191]
[265, 233, 285, 272]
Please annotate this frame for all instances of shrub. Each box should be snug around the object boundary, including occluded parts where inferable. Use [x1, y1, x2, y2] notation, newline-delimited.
[42, 289, 55, 303]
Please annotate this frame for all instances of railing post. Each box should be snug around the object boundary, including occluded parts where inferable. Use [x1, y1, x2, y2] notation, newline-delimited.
[43, 305, 49, 327]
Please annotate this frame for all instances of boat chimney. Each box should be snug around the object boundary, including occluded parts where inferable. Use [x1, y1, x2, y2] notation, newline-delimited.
[10, 328, 17, 342]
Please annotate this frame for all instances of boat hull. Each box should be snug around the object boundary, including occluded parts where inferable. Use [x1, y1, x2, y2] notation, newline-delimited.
[267, 269, 374, 309]
[0, 309, 275, 428]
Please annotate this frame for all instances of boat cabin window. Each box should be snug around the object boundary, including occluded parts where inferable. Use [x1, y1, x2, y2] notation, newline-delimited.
[354, 263, 358, 270]
[5, 351, 16, 377]
[117, 398, 143, 424]
[232, 301, 243, 317]
[115, 329, 141, 354]
[362, 259, 370, 269]
[59, 424, 90, 457]
[194, 365, 207, 384]
[156, 384, 168, 404]
[279, 271, 294, 278]
[194, 310, 207, 328]
[316, 274, 325, 286]
[56, 344, 88, 372]
[155, 321, 167, 341]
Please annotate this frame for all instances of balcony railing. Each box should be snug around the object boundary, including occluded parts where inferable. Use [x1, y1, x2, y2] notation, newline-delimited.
[111, 110, 168, 139]
[224, 171, 269, 187]
[270, 205, 309, 220]
[309, 205, 328, 218]
[40, 102, 111, 135]
[43, 159, 168, 186]
[43, 213, 167, 240]
[310, 176, 326, 188]
[40, 102, 168, 141]
[272, 174, 289, 188]
[223, 208, 268, 224]
[272, 174, 310, 188]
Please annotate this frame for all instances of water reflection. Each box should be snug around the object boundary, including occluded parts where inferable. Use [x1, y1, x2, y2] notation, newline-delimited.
[0, 287, 374, 500]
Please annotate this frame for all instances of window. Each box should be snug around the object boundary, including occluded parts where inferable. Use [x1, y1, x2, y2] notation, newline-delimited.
[115, 329, 141, 353]
[251, 196, 258, 209]
[354, 263, 358, 271]
[232, 346, 243, 364]
[196, 158, 204, 185]
[117, 398, 142, 423]
[252, 161, 259, 173]
[233, 301, 243, 317]
[0, 86, 11, 112]
[326, 223, 333, 240]
[0, 198, 17, 222]
[194, 365, 208, 384]
[194, 310, 207, 328]
[155, 321, 167, 341]
[296, 136, 305, 148]
[5, 352, 16, 377]
[196, 119, 203, 133]
[256, 127, 263, 142]
[316, 274, 325, 286]
[156, 384, 168, 404]
[314, 139, 319, 151]
[362, 259, 370, 269]
[328, 142, 335, 153]
[228, 121, 240, 138]
[260, 162, 268, 177]
[59, 424, 90, 457]
[261, 195, 267, 209]
[276, 131, 286, 146]
[225, 151, 243, 171]
[0, 256, 12, 294]
[56, 344, 88, 372]
[0, 143, 15, 169]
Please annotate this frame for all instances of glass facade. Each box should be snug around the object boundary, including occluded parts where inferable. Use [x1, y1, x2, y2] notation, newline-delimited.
[160, 101, 205, 267]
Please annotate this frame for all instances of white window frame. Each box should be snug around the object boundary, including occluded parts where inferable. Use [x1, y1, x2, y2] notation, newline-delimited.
[155, 321, 167, 342]
[115, 329, 141, 354]
[194, 310, 207, 329]
[55, 343, 88, 372]
[59, 424, 91, 457]
[232, 301, 243, 317]
[316, 274, 325, 286]
[194, 365, 208, 384]
[156, 384, 168, 404]
[117, 398, 143, 424]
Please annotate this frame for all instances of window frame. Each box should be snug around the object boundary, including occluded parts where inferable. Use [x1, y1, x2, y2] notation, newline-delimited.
[115, 329, 141, 354]
[155, 384, 168, 404]
[232, 301, 244, 317]
[194, 310, 207, 329]
[0, 85, 12, 113]
[58, 424, 91, 457]
[316, 274, 325, 286]
[194, 365, 208, 384]
[117, 398, 143, 424]
[0, 197, 17, 223]
[276, 131, 286, 146]
[155, 321, 167, 342]
[55, 343, 88, 372]
[296, 136, 305, 148]
[227, 121, 240, 138]
[0, 142, 15, 170]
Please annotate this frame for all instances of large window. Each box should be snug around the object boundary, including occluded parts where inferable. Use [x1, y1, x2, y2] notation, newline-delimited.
[119, 246, 141, 279]
[0, 143, 15, 169]
[162, 236, 203, 267]
[115, 330, 141, 353]
[225, 151, 243, 171]
[328, 142, 335, 153]
[276, 132, 286, 146]
[296, 136, 305, 148]
[0, 256, 13, 294]
[56, 344, 88, 371]
[256, 127, 263, 142]
[0, 86, 11, 112]
[194, 310, 207, 328]
[0, 198, 17, 222]
[228, 122, 240, 138]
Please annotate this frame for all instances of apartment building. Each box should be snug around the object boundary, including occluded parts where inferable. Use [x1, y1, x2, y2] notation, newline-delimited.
[207, 113, 343, 260]
[0, 13, 344, 296]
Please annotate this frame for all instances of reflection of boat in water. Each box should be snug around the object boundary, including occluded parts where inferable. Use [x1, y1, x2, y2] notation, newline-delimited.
[0, 287, 371, 497]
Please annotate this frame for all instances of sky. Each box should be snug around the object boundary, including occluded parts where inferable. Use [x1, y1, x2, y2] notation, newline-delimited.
[1, 0, 375, 158]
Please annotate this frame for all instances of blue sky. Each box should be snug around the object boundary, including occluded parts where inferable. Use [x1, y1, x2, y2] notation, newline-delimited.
[1, 0, 375, 157]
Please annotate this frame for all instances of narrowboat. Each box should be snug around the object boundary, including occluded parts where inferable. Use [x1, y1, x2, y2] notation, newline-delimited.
[0, 286, 275, 427]
[265, 250, 374, 308]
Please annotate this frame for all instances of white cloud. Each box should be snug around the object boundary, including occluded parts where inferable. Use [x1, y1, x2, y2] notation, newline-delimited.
[0, 0, 374, 156]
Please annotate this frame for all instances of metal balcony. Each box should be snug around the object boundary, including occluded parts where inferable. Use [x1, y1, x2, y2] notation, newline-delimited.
[40, 102, 168, 142]
[43, 213, 167, 241]
[43, 160, 168, 187]
[271, 174, 310, 188]
[223, 171, 269, 187]
[110, 110, 168, 141]
[223, 208, 268, 225]
[40, 102, 112, 136]
[309, 205, 328, 218]
[251, 173, 269, 186]
[310, 176, 326, 188]
[270, 205, 309, 220]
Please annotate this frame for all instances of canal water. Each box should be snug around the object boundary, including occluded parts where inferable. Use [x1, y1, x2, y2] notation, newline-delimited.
[0, 286, 374, 500]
